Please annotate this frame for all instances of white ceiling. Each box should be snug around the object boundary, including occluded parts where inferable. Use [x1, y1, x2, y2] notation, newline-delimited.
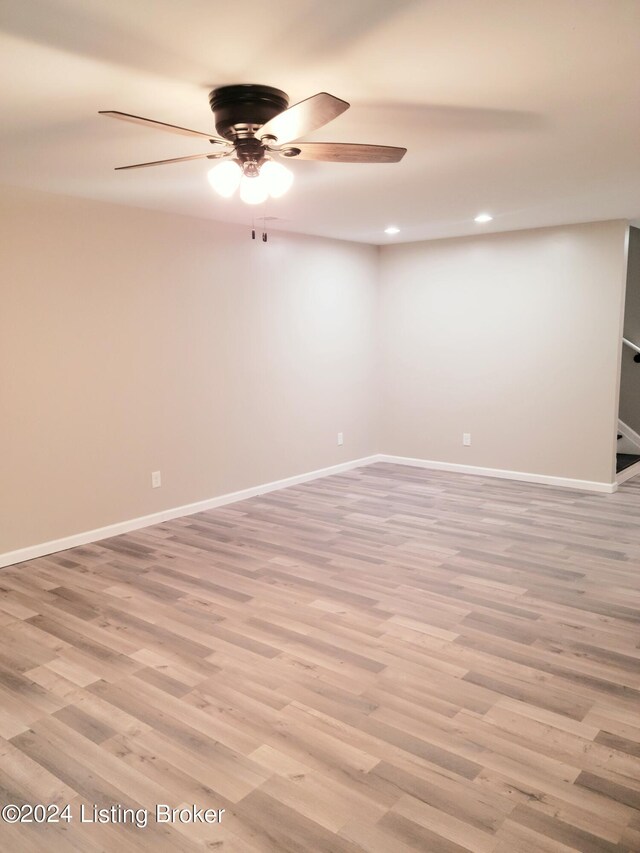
[1, 0, 639, 244]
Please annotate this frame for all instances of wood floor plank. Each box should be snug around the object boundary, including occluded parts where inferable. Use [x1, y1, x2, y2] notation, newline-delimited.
[1, 462, 639, 850]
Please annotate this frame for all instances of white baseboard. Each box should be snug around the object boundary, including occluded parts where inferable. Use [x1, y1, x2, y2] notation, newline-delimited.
[0, 455, 378, 569]
[618, 419, 640, 451]
[1, 451, 620, 569]
[376, 455, 618, 494]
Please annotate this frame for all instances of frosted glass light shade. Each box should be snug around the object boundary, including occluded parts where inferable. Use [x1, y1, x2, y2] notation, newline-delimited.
[261, 160, 294, 198]
[208, 159, 293, 204]
[239, 174, 269, 205]
[207, 161, 242, 197]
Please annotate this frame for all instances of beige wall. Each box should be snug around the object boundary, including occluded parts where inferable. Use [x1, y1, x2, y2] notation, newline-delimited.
[619, 226, 640, 433]
[1, 188, 629, 558]
[378, 221, 628, 483]
[0, 186, 378, 554]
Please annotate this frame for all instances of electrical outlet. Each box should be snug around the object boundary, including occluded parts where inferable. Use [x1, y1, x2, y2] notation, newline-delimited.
[463, 433, 471, 446]
[151, 470, 162, 488]
[337, 432, 344, 446]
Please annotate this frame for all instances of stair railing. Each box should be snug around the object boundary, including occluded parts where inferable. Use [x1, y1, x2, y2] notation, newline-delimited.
[623, 338, 640, 363]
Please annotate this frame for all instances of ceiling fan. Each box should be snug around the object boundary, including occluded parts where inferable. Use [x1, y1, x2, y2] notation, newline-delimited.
[99, 84, 407, 204]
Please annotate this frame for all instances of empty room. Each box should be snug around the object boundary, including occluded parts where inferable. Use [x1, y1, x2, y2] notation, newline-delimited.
[1, 1, 640, 851]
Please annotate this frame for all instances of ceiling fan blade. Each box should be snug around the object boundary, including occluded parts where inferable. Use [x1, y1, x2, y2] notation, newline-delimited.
[114, 151, 231, 170]
[278, 142, 407, 163]
[99, 110, 228, 144]
[258, 93, 349, 144]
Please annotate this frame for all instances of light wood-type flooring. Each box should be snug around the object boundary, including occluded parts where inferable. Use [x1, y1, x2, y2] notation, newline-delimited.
[1, 462, 640, 852]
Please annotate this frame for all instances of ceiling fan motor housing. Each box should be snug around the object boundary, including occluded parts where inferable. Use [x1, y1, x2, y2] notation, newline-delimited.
[208, 84, 289, 140]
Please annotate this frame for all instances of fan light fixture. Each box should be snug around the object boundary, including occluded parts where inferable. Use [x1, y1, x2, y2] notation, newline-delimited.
[239, 174, 269, 205]
[100, 85, 407, 205]
[261, 160, 294, 198]
[208, 159, 293, 204]
[207, 161, 241, 197]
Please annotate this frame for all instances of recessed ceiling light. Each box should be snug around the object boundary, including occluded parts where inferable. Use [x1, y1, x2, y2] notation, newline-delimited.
[385, 226, 400, 235]
[474, 213, 493, 223]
